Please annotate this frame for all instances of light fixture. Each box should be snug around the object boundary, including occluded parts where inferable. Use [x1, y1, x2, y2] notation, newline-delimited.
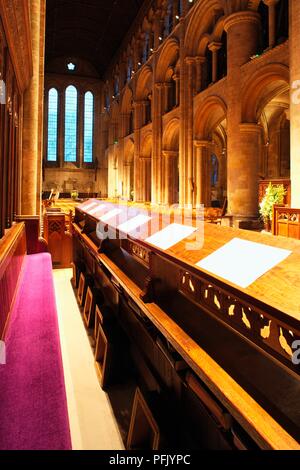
[138, 62, 141, 66]
[159, 36, 162, 41]
[150, 48, 154, 52]
[67, 62, 76, 71]
[176, 15, 179, 20]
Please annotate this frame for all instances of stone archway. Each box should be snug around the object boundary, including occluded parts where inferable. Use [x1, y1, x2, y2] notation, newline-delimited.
[139, 133, 152, 202]
[162, 119, 179, 205]
[242, 64, 290, 205]
[123, 138, 134, 200]
[194, 96, 227, 207]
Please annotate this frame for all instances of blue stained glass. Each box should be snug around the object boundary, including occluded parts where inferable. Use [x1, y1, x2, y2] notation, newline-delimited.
[47, 88, 58, 162]
[84, 91, 94, 163]
[64, 85, 78, 162]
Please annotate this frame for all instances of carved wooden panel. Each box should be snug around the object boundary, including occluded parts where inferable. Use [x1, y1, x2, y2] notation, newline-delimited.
[179, 268, 300, 376]
[127, 240, 150, 267]
[273, 207, 300, 240]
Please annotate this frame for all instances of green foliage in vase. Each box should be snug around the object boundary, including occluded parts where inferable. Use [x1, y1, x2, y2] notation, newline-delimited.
[71, 190, 79, 200]
[259, 183, 286, 222]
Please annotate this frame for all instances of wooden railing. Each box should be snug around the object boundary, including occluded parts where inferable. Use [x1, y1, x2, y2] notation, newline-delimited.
[273, 206, 300, 240]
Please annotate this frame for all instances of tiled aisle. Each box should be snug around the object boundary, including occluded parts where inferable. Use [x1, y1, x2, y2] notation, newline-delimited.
[52, 269, 124, 450]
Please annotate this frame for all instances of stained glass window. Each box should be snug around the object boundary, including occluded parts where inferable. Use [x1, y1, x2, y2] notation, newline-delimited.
[64, 85, 78, 162]
[47, 88, 58, 162]
[84, 91, 94, 163]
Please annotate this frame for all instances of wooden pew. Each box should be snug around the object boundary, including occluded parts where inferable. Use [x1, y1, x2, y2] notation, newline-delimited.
[43, 211, 73, 268]
[273, 205, 300, 240]
[72, 199, 300, 450]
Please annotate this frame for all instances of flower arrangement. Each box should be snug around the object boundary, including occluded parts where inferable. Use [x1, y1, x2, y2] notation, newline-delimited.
[71, 190, 79, 200]
[259, 182, 286, 230]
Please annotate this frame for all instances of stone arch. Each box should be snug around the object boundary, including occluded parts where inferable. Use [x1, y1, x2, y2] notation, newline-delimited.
[194, 95, 227, 140]
[162, 118, 180, 204]
[194, 95, 227, 207]
[156, 38, 179, 82]
[241, 63, 289, 123]
[185, 0, 224, 56]
[135, 65, 153, 100]
[139, 132, 152, 202]
[123, 138, 135, 199]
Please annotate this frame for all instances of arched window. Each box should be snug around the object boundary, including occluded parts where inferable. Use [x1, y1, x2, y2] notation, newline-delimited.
[114, 77, 119, 97]
[211, 154, 219, 186]
[64, 85, 78, 162]
[164, 0, 173, 37]
[47, 88, 58, 162]
[127, 57, 133, 81]
[84, 91, 94, 163]
[143, 31, 150, 63]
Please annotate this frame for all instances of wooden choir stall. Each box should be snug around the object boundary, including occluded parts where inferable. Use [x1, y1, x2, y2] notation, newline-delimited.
[72, 199, 300, 450]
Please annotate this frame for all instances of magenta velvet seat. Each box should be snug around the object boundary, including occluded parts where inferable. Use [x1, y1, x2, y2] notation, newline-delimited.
[0, 253, 72, 450]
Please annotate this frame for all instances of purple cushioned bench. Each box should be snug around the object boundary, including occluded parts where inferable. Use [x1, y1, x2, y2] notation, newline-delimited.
[0, 252, 72, 450]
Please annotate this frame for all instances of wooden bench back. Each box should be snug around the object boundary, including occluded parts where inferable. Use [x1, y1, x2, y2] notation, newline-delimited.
[0, 224, 26, 339]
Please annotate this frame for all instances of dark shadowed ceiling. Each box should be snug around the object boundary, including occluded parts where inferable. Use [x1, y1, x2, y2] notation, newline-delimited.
[45, 0, 145, 76]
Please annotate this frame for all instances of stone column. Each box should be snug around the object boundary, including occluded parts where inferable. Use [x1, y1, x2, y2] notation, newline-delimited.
[58, 89, 65, 167]
[194, 140, 211, 207]
[162, 150, 178, 204]
[194, 56, 205, 94]
[173, 73, 180, 106]
[152, 82, 164, 204]
[208, 42, 222, 83]
[78, 90, 84, 166]
[224, 11, 261, 222]
[182, 57, 196, 206]
[290, 0, 300, 207]
[21, 0, 46, 215]
[133, 101, 143, 201]
[264, 0, 280, 48]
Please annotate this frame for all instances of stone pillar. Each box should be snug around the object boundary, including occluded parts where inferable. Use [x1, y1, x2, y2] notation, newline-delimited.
[194, 56, 205, 94]
[208, 42, 222, 83]
[173, 73, 180, 106]
[78, 91, 84, 165]
[162, 150, 178, 205]
[152, 82, 164, 204]
[224, 11, 261, 222]
[182, 57, 196, 206]
[133, 101, 143, 201]
[58, 89, 65, 167]
[21, 0, 46, 215]
[290, 0, 300, 208]
[194, 140, 211, 207]
[264, 0, 280, 48]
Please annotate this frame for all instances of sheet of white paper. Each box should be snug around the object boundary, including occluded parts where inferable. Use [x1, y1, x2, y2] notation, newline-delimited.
[118, 215, 152, 233]
[145, 223, 197, 250]
[88, 205, 106, 215]
[196, 237, 292, 289]
[100, 208, 123, 222]
[81, 201, 99, 211]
